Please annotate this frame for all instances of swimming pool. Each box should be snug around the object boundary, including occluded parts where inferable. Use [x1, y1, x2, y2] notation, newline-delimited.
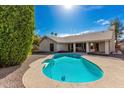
[42, 53, 104, 83]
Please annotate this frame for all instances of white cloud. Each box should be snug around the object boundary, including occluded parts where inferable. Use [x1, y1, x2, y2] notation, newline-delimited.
[102, 21, 110, 25]
[58, 30, 97, 37]
[58, 33, 73, 37]
[96, 19, 104, 23]
[96, 19, 110, 26]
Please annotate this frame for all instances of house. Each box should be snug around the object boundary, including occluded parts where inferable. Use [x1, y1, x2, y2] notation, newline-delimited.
[39, 25, 116, 54]
[118, 39, 124, 54]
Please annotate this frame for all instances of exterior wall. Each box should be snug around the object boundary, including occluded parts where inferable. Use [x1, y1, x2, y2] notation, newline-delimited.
[105, 41, 110, 54]
[120, 43, 124, 50]
[40, 38, 112, 54]
[109, 24, 116, 53]
[40, 38, 69, 52]
[109, 35, 115, 53]
[73, 43, 76, 52]
[40, 28, 116, 54]
[56, 43, 68, 51]
[120, 43, 124, 54]
[99, 42, 105, 53]
[39, 38, 57, 52]
[86, 42, 90, 53]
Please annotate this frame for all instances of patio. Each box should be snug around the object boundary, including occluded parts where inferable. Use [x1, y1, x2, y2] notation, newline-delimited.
[22, 54, 124, 88]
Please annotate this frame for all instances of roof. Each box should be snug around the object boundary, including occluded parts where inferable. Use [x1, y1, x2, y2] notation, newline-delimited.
[43, 31, 113, 43]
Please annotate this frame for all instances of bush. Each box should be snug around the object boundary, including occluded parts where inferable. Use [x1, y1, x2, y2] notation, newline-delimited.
[0, 6, 34, 67]
[32, 35, 41, 52]
[33, 35, 41, 46]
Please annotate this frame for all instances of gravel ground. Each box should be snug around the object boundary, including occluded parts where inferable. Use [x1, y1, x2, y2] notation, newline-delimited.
[0, 54, 48, 88]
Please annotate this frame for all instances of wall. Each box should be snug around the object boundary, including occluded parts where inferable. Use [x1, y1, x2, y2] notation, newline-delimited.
[56, 43, 68, 51]
[110, 39, 115, 53]
[105, 41, 110, 54]
[120, 43, 124, 51]
[39, 37, 68, 52]
[39, 37, 57, 52]
[99, 42, 105, 53]
[109, 24, 116, 53]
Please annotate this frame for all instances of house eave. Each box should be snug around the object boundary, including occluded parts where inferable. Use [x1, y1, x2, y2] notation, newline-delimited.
[56, 39, 112, 44]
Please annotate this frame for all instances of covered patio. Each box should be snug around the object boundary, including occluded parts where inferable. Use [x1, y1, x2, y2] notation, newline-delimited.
[67, 41, 109, 54]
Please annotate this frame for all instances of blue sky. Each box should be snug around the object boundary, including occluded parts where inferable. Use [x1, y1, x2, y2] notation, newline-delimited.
[35, 5, 124, 37]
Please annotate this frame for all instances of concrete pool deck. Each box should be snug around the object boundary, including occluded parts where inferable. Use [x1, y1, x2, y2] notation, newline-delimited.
[22, 54, 124, 88]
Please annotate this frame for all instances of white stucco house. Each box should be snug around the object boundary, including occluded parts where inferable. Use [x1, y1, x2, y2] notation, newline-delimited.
[39, 25, 116, 54]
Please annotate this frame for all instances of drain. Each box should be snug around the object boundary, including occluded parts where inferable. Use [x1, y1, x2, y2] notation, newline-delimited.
[61, 76, 65, 81]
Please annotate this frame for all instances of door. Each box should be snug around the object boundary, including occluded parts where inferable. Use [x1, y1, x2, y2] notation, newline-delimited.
[50, 43, 54, 51]
[95, 43, 99, 51]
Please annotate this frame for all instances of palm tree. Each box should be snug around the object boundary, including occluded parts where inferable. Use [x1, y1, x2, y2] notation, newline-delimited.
[51, 32, 54, 36]
[110, 18, 124, 52]
[54, 33, 58, 36]
[50, 32, 58, 37]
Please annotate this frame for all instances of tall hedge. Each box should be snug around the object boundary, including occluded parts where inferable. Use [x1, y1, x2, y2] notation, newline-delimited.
[0, 6, 34, 67]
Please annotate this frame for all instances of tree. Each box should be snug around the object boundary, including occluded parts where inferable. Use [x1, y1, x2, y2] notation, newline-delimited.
[33, 34, 41, 46]
[0, 6, 34, 67]
[110, 18, 124, 51]
[51, 32, 54, 36]
[54, 33, 58, 36]
[32, 34, 41, 51]
[50, 32, 58, 36]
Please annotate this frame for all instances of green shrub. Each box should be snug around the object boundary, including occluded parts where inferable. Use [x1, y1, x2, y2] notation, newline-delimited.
[0, 6, 34, 67]
[33, 35, 41, 46]
[32, 35, 41, 51]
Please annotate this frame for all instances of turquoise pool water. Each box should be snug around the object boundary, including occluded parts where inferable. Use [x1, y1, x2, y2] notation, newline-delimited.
[42, 53, 104, 83]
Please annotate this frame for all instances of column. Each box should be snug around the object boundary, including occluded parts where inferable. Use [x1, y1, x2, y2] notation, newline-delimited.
[105, 41, 109, 54]
[73, 43, 76, 52]
[56, 43, 60, 51]
[86, 42, 89, 53]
